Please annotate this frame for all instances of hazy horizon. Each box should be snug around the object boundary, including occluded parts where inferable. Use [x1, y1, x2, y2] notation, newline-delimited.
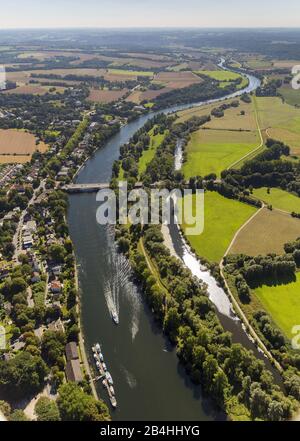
[0, 0, 300, 29]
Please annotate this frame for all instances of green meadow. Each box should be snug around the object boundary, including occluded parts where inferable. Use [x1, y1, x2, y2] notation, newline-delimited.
[182, 191, 257, 262]
[253, 187, 300, 213]
[254, 273, 300, 338]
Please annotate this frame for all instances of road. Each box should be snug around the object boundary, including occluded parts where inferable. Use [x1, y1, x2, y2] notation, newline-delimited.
[12, 181, 45, 262]
[227, 95, 264, 170]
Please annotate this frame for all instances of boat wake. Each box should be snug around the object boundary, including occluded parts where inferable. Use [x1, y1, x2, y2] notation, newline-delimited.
[104, 228, 142, 338]
[120, 365, 137, 389]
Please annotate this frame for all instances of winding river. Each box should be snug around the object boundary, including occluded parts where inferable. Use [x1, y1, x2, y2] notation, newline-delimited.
[67, 64, 269, 421]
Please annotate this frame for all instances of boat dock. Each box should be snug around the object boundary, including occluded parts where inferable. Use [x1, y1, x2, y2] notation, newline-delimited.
[92, 343, 117, 408]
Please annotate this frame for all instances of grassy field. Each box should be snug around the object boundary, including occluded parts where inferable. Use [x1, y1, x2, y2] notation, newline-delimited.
[205, 101, 258, 131]
[138, 127, 167, 175]
[182, 191, 257, 263]
[245, 59, 273, 70]
[196, 70, 242, 81]
[0, 129, 48, 162]
[182, 128, 260, 177]
[256, 96, 300, 156]
[254, 272, 300, 338]
[230, 208, 300, 256]
[252, 187, 300, 213]
[279, 84, 300, 106]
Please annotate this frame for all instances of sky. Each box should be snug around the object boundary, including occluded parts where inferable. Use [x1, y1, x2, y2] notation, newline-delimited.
[0, 0, 300, 29]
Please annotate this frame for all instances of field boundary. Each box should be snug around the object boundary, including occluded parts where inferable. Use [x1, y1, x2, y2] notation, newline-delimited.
[227, 96, 264, 170]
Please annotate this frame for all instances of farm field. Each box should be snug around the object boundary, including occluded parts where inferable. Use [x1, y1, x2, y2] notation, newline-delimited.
[0, 129, 48, 162]
[3, 84, 65, 95]
[182, 191, 257, 263]
[182, 128, 260, 177]
[125, 90, 143, 104]
[205, 101, 258, 131]
[229, 207, 300, 256]
[138, 127, 168, 175]
[256, 96, 300, 156]
[153, 71, 201, 89]
[254, 272, 300, 339]
[245, 59, 273, 70]
[196, 70, 242, 81]
[252, 187, 300, 213]
[12, 68, 153, 83]
[87, 88, 129, 103]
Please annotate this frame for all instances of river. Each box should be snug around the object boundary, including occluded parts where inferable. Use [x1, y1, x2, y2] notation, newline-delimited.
[67, 64, 264, 420]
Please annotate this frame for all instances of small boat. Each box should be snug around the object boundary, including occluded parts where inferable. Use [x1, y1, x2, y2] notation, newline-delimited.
[96, 361, 100, 369]
[112, 310, 119, 325]
[102, 363, 107, 372]
[95, 343, 101, 353]
[93, 354, 98, 360]
[106, 372, 113, 385]
[102, 379, 107, 388]
[92, 346, 96, 353]
[109, 386, 115, 395]
[99, 353, 104, 362]
[110, 396, 117, 408]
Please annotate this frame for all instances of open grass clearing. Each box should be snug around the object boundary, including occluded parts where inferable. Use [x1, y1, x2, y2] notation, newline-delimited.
[138, 127, 168, 175]
[279, 84, 300, 106]
[196, 70, 243, 82]
[229, 207, 300, 256]
[182, 191, 257, 263]
[256, 96, 300, 156]
[182, 128, 260, 178]
[252, 187, 300, 213]
[254, 272, 300, 339]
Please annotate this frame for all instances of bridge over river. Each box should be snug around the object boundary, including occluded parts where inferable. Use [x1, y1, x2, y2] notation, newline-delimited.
[62, 182, 143, 193]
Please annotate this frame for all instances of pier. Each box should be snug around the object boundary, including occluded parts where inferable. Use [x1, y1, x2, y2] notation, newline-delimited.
[92, 344, 117, 408]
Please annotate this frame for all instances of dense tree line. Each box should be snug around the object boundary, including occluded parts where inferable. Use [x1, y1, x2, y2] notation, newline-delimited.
[151, 78, 240, 110]
[221, 139, 299, 195]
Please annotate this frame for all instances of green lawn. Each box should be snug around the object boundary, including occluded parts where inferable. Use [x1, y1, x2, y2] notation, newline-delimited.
[254, 272, 300, 338]
[183, 129, 260, 177]
[182, 191, 257, 262]
[138, 127, 167, 175]
[253, 187, 300, 213]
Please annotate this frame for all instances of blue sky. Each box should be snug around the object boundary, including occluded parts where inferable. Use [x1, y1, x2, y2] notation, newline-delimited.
[0, 0, 300, 28]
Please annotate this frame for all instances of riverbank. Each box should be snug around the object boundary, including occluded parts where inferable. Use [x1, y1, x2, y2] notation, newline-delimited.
[74, 254, 99, 401]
